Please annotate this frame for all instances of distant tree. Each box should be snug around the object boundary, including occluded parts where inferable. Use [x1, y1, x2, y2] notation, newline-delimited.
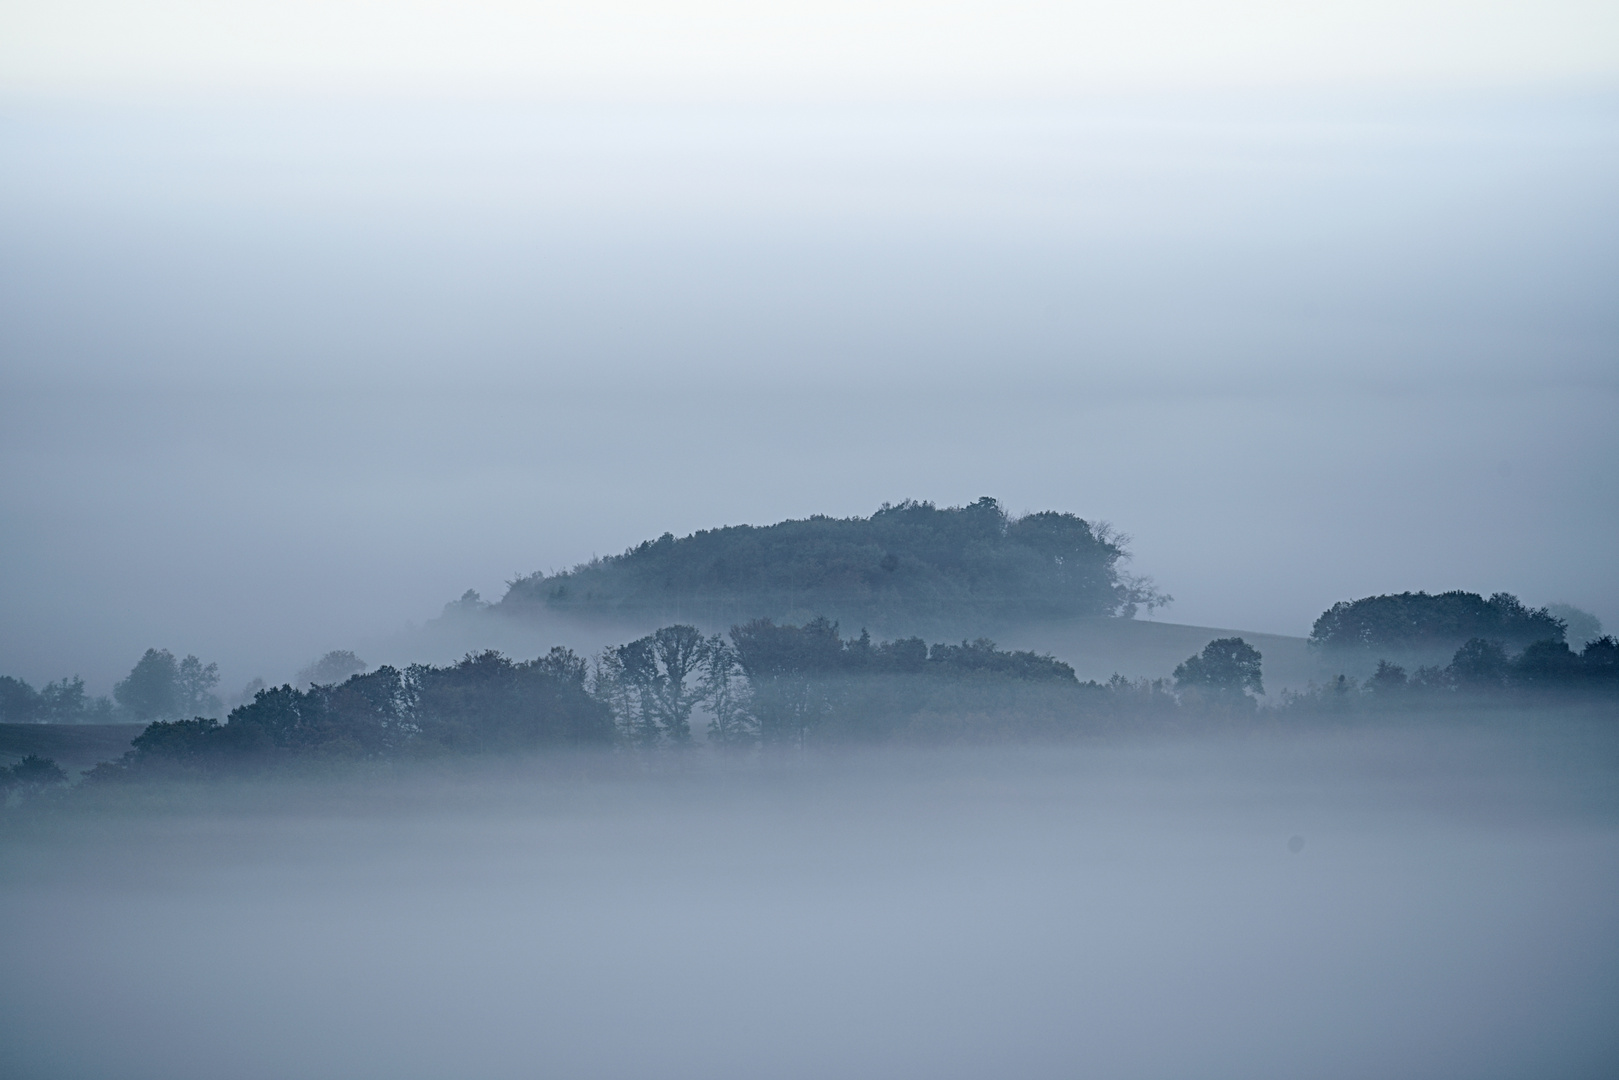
[83, 695, 116, 723]
[39, 676, 88, 723]
[1174, 638, 1264, 702]
[591, 647, 646, 747]
[440, 589, 489, 618]
[113, 648, 223, 722]
[1367, 660, 1408, 696]
[730, 617, 847, 680]
[1409, 664, 1452, 692]
[1449, 638, 1510, 688]
[730, 618, 845, 746]
[598, 627, 711, 746]
[176, 656, 221, 717]
[233, 678, 268, 708]
[699, 635, 755, 749]
[296, 650, 367, 688]
[114, 649, 181, 721]
[643, 625, 709, 745]
[1580, 637, 1619, 684]
[532, 645, 590, 686]
[0, 675, 42, 723]
[1547, 604, 1603, 647]
[1512, 639, 1584, 687]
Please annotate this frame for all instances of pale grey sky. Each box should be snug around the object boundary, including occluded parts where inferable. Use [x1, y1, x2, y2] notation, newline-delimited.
[1, 0, 1616, 98]
[2, 95, 1614, 693]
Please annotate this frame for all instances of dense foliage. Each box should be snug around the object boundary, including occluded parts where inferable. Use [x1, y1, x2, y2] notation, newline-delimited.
[1173, 638, 1265, 707]
[1309, 591, 1565, 652]
[1280, 635, 1619, 715]
[498, 498, 1167, 631]
[86, 649, 612, 780]
[64, 625, 1118, 780]
[0, 754, 69, 802]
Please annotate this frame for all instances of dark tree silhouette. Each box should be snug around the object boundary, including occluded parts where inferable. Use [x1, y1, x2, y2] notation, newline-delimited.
[1367, 660, 1408, 696]
[114, 649, 181, 720]
[9, 754, 68, 791]
[1174, 638, 1264, 701]
[1450, 638, 1510, 688]
[0, 675, 42, 723]
[499, 497, 1169, 631]
[1310, 591, 1564, 652]
[114, 649, 219, 720]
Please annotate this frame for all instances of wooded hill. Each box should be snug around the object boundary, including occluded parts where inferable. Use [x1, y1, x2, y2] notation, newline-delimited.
[497, 498, 1167, 635]
[1310, 591, 1567, 654]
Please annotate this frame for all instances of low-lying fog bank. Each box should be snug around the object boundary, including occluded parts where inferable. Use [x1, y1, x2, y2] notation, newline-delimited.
[4, 721, 1617, 1080]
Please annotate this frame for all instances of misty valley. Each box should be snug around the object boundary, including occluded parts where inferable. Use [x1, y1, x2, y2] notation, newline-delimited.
[2, 500, 1614, 790]
[3, 5, 1615, 1065]
[3, 500, 1616, 1080]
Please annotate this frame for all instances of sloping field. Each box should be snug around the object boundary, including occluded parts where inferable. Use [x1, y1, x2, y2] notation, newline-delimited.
[0, 723, 141, 775]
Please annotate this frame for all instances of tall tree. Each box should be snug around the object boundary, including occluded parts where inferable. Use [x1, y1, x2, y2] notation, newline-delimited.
[39, 676, 87, 723]
[115, 649, 220, 720]
[603, 626, 711, 746]
[1174, 638, 1264, 703]
[176, 655, 221, 717]
[699, 635, 755, 749]
[114, 649, 181, 721]
[0, 675, 41, 723]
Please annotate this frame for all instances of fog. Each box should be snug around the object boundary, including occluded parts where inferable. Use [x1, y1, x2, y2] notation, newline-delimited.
[2, 96, 1616, 691]
[5, 726, 1617, 1079]
[3, 4, 1616, 1076]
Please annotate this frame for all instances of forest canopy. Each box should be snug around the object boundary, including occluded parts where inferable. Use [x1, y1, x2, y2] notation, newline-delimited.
[498, 498, 1167, 632]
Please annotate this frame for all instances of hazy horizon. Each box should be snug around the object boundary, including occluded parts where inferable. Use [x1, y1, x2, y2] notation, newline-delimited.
[4, 8, 1618, 1079]
[3, 90, 1616, 695]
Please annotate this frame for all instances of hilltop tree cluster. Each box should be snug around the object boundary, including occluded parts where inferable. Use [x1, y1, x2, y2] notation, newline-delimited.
[1310, 591, 1568, 652]
[497, 498, 1168, 632]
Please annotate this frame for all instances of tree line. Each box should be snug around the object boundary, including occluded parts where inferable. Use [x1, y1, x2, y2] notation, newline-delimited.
[75, 623, 1092, 781]
[0, 648, 222, 726]
[0, 615, 1610, 803]
[1280, 634, 1619, 714]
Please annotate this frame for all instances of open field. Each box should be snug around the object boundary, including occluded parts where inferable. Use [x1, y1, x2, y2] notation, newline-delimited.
[0, 723, 141, 775]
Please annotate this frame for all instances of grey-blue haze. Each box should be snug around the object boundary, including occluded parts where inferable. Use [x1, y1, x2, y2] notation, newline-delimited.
[0, 94, 1614, 691]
